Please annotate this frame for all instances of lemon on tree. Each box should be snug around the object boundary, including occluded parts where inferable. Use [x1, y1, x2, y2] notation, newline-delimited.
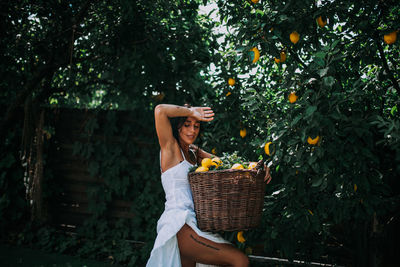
[279, 51, 286, 62]
[251, 0, 259, 4]
[228, 78, 235, 86]
[307, 135, 320, 145]
[237, 231, 246, 243]
[290, 31, 300, 44]
[288, 92, 298, 103]
[274, 51, 286, 64]
[240, 128, 247, 138]
[264, 142, 273, 156]
[249, 47, 260, 63]
[384, 30, 397, 45]
[316, 16, 327, 28]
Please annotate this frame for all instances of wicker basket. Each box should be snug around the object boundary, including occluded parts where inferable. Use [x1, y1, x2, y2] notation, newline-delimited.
[188, 166, 266, 232]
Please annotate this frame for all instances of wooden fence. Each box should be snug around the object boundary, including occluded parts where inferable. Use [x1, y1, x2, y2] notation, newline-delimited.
[41, 108, 154, 231]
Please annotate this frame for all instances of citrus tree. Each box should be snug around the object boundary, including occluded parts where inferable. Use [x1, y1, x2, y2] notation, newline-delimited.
[201, 0, 399, 265]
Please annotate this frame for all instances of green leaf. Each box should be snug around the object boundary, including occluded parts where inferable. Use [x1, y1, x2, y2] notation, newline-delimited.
[305, 106, 317, 117]
[311, 175, 324, 187]
[391, 105, 398, 116]
[331, 39, 340, 49]
[256, 9, 265, 16]
[318, 67, 329, 77]
[314, 58, 325, 67]
[291, 114, 302, 127]
[314, 51, 326, 59]
[322, 76, 335, 88]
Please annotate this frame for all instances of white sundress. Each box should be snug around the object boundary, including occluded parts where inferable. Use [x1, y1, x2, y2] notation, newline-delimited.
[146, 149, 229, 267]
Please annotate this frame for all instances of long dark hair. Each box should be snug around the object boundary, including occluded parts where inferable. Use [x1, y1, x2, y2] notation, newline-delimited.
[170, 104, 201, 164]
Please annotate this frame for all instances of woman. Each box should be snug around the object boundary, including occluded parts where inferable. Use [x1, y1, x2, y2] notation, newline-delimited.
[146, 104, 249, 267]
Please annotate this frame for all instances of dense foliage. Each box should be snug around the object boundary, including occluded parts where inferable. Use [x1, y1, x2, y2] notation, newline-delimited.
[203, 0, 399, 265]
[1, 0, 399, 266]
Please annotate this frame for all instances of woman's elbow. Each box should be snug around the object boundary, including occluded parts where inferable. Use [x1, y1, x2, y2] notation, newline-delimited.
[154, 104, 165, 116]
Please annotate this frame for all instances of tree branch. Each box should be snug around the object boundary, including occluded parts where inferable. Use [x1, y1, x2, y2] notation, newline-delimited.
[0, 0, 94, 143]
[376, 39, 400, 92]
[0, 63, 56, 141]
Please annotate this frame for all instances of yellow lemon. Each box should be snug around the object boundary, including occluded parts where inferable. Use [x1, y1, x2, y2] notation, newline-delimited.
[201, 158, 213, 168]
[307, 136, 320, 145]
[195, 166, 209, 172]
[316, 16, 327, 28]
[354, 184, 358, 192]
[212, 157, 222, 167]
[231, 163, 244, 169]
[248, 162, 257, 169]
[251, 0, 259, 3]
[240, 128, 247, 138]
[264, 142, 272, 156]
[290, 31, 300, 44]
[288, 92, 298, 103]
[228, 78, 236, 86]
[250, 47, 260, 63]
[384, 31, 397, 45]
[237, 231, 246, 243]
[280, 51, 286, 63]
[274, 51, 286, 64]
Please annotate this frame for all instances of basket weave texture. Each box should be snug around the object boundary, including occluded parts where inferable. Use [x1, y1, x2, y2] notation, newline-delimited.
[188, 168, 266, 232]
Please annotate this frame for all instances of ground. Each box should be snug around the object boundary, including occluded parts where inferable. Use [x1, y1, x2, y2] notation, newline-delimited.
[0, 243, 119, 267]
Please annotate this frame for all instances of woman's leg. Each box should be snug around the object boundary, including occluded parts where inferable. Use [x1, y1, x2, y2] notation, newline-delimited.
[177, 224, 249, 267]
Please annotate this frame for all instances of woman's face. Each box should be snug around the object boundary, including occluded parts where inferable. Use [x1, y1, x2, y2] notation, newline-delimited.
[178, 117, 200, 145]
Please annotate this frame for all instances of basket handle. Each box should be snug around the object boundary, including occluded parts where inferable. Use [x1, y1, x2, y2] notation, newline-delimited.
[255, 160, 272, 184]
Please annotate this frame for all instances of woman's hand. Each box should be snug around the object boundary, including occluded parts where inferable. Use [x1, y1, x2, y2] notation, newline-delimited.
[256, 160, 272, 184]
[190, 107, 215, 122]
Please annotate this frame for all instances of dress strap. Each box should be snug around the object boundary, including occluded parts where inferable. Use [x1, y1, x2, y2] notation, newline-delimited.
[180, 148, 186, 161]
[159, 148, 186, 174]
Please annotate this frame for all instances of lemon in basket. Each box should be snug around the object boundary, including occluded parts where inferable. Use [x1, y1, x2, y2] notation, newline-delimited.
[195, 166, 209, 172]
[211, 157, 222, 167]
[248, 162, 257, 169]
[231, 163, 244, 169]
[201, 158, 213, 168]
